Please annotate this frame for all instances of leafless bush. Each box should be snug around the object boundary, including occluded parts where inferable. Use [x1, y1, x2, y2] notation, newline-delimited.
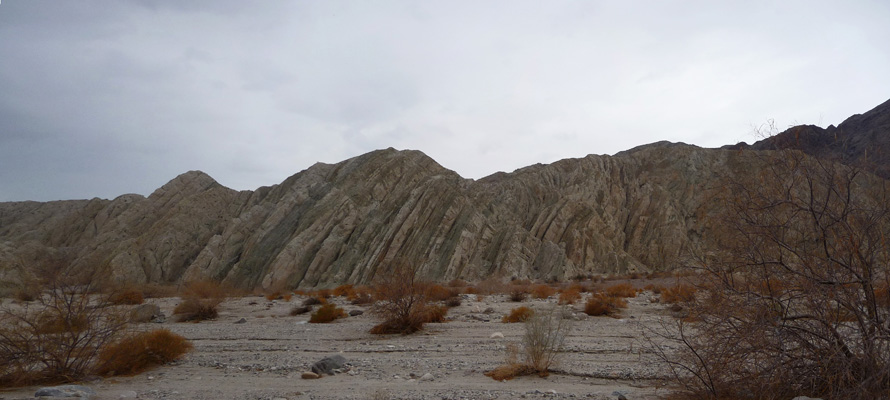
[487, 306, 573, 380]
[0, 272, 129, 387]
[370, 259, 431, 335]
[657, 148, 890, 399]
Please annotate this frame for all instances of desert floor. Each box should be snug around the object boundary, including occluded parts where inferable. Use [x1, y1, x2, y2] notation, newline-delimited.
[1, 290, 679, 400]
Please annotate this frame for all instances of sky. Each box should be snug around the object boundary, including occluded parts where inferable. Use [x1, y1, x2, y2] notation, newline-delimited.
[1, 1, 889, 202]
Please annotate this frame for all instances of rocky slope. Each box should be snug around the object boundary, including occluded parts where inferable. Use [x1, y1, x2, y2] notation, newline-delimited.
[1, 99, 887, 291]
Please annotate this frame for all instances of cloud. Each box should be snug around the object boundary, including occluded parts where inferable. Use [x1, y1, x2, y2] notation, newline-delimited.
[0, 0, 888, 201]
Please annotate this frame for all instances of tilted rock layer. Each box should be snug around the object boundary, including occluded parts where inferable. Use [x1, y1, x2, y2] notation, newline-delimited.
[2, 99, 888, 291]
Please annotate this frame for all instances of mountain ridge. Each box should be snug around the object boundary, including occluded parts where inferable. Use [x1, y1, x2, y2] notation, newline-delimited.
[1, 98, 888, 291]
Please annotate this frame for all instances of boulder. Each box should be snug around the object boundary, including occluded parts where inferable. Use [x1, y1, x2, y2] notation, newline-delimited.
[311, 355, 347, 375]
[129, 303, 162, 323]
[301, 371, 320, 379]
[348, 309, 363, 316]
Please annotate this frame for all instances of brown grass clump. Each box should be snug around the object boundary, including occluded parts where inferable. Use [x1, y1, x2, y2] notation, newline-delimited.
[509, 286, 529, 302]
[475, 277, 508, 295]
[108, 289, 145, 305]
[444, 296, 462, 308]
[604, 283, 637, 298]
[660, 284, 697, 304]
[94, 329, 192, 376]
[447, 279, 469, 288]
[425, 284, 459, 302]
[140, 284, 179, 299]
[530, 284, 556, 299]
[315, 289, 332, 299]
[419, 305, 448, 323]
[181, 280, 229, 300]
[584, 293, 627, 316]
[643, 283, 664, 294]
[485, 363, 534, 381]
[502, 306, 535, 323]
[557, 288, 581, 305]
[309, 303, 347, 323]
[172, 298, 219, 322]
[332, 284, 355, 298]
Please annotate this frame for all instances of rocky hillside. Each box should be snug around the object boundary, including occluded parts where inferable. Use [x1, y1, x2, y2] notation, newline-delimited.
[2, 99, 887, 291]
[727, 98, 890, 178]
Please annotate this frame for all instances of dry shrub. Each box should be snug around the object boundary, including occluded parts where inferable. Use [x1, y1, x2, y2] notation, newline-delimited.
[108, 288, 145, 305]
[530, 284, 556, 299]
[558, 288, 581, 305]
[350, 292, 374, 305]
[370, 260, 431, 335]
[488, 307, 573, 380]
[652, 149, 890, 400]
[315, 289, 332, 299]
[289, 306, 311, 316]
[0, 272, 129, 387]
[444, 296, 462, 308]
[425, 284, 458, 302]
[181, 280, 229, 300]
[509, 286, 529, 302]
[264, 292, 283, 301]
[309, 303, 346, 323]
[140, 284, 179, 299]
[172, 298, 219, 322]
[643, 283, 664, 294]
[419, 305, 448, 323]
[584, 293, 627, 316]
[94, 329, 191, 376]
[563, 282, 588, 293]
[660, 284, 697, 304]
[13, 287, 40, 302]
[447, 279, 469, 288]
[604, 283, 637, 298]
[332, 284, 355, 298]
[503, 306, 534, 323]
[475, 277, 508, 295]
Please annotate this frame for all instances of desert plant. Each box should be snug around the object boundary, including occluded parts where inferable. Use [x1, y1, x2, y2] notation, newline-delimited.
[425, 284, 458, 302]
[309, 303, 346, 323]
[332, 284, 355, 298]
[487, 306, 573, 380]
[419, 305, 448, 323]
[369, 260, 431, 335]
[583, 293, 627, 317]
[94, 329, 191, 376]
[508, 287, 529, 302]
[503, 306, 534, 323]
[530, 284, 556, 299]
[108, 288, 144, 305]
[655, 146, 890, 399]
[0, 271, 129, 387]
[557, 287, 581, 305]
[172, 298, 219, 322]
[180, 280, 229, 300]
[604, 283, 637, 298]
[660, 284, 696, 304]
[444, 296, 462, 308]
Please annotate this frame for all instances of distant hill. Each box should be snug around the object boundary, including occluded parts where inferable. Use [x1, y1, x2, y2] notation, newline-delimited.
[726, 98, 890, 178]
[1, 98, 888, 292]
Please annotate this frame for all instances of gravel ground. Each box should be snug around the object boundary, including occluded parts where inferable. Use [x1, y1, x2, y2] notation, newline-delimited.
[0, 291, 680, 400]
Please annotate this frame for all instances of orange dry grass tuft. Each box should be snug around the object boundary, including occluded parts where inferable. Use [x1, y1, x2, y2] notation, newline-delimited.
[173, 298, 219, 322]
[94, 329, 192, 376]
[181, 280, 229, 300]
[604, 283, 638, 298]
[643, 284, 664, 294]
[558, 288, 581, 305]
[332, 284, 355, 298]
[419, 305, 448, 323]
[584, 293, 627, 316]
[661, 284, 697, 304]
[485, 364, 534, 381]
[108, 288, 145, 305]
[502, 306, 535, 323]
[530, 284, 556, 299]
[309, 303, 346, 323]
[425, 284, 459, 302]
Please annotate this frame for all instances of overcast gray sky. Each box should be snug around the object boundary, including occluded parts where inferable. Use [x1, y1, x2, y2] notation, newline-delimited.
[1, 1, 888, 201]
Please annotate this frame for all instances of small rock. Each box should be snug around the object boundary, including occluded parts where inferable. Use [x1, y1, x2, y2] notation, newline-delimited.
[348, 309, 364, 316]
[301, 371, 320, 379]
[490, 332, 505, 339]
[118, 390, 138, 399]
[311, 355, 347, 375]
[420, 373, 434, 381]
[35, 385, 96, 398]
[234, 317, 247, 324]
[483, 307, 496, 314]
[612, 391, 628, 400]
